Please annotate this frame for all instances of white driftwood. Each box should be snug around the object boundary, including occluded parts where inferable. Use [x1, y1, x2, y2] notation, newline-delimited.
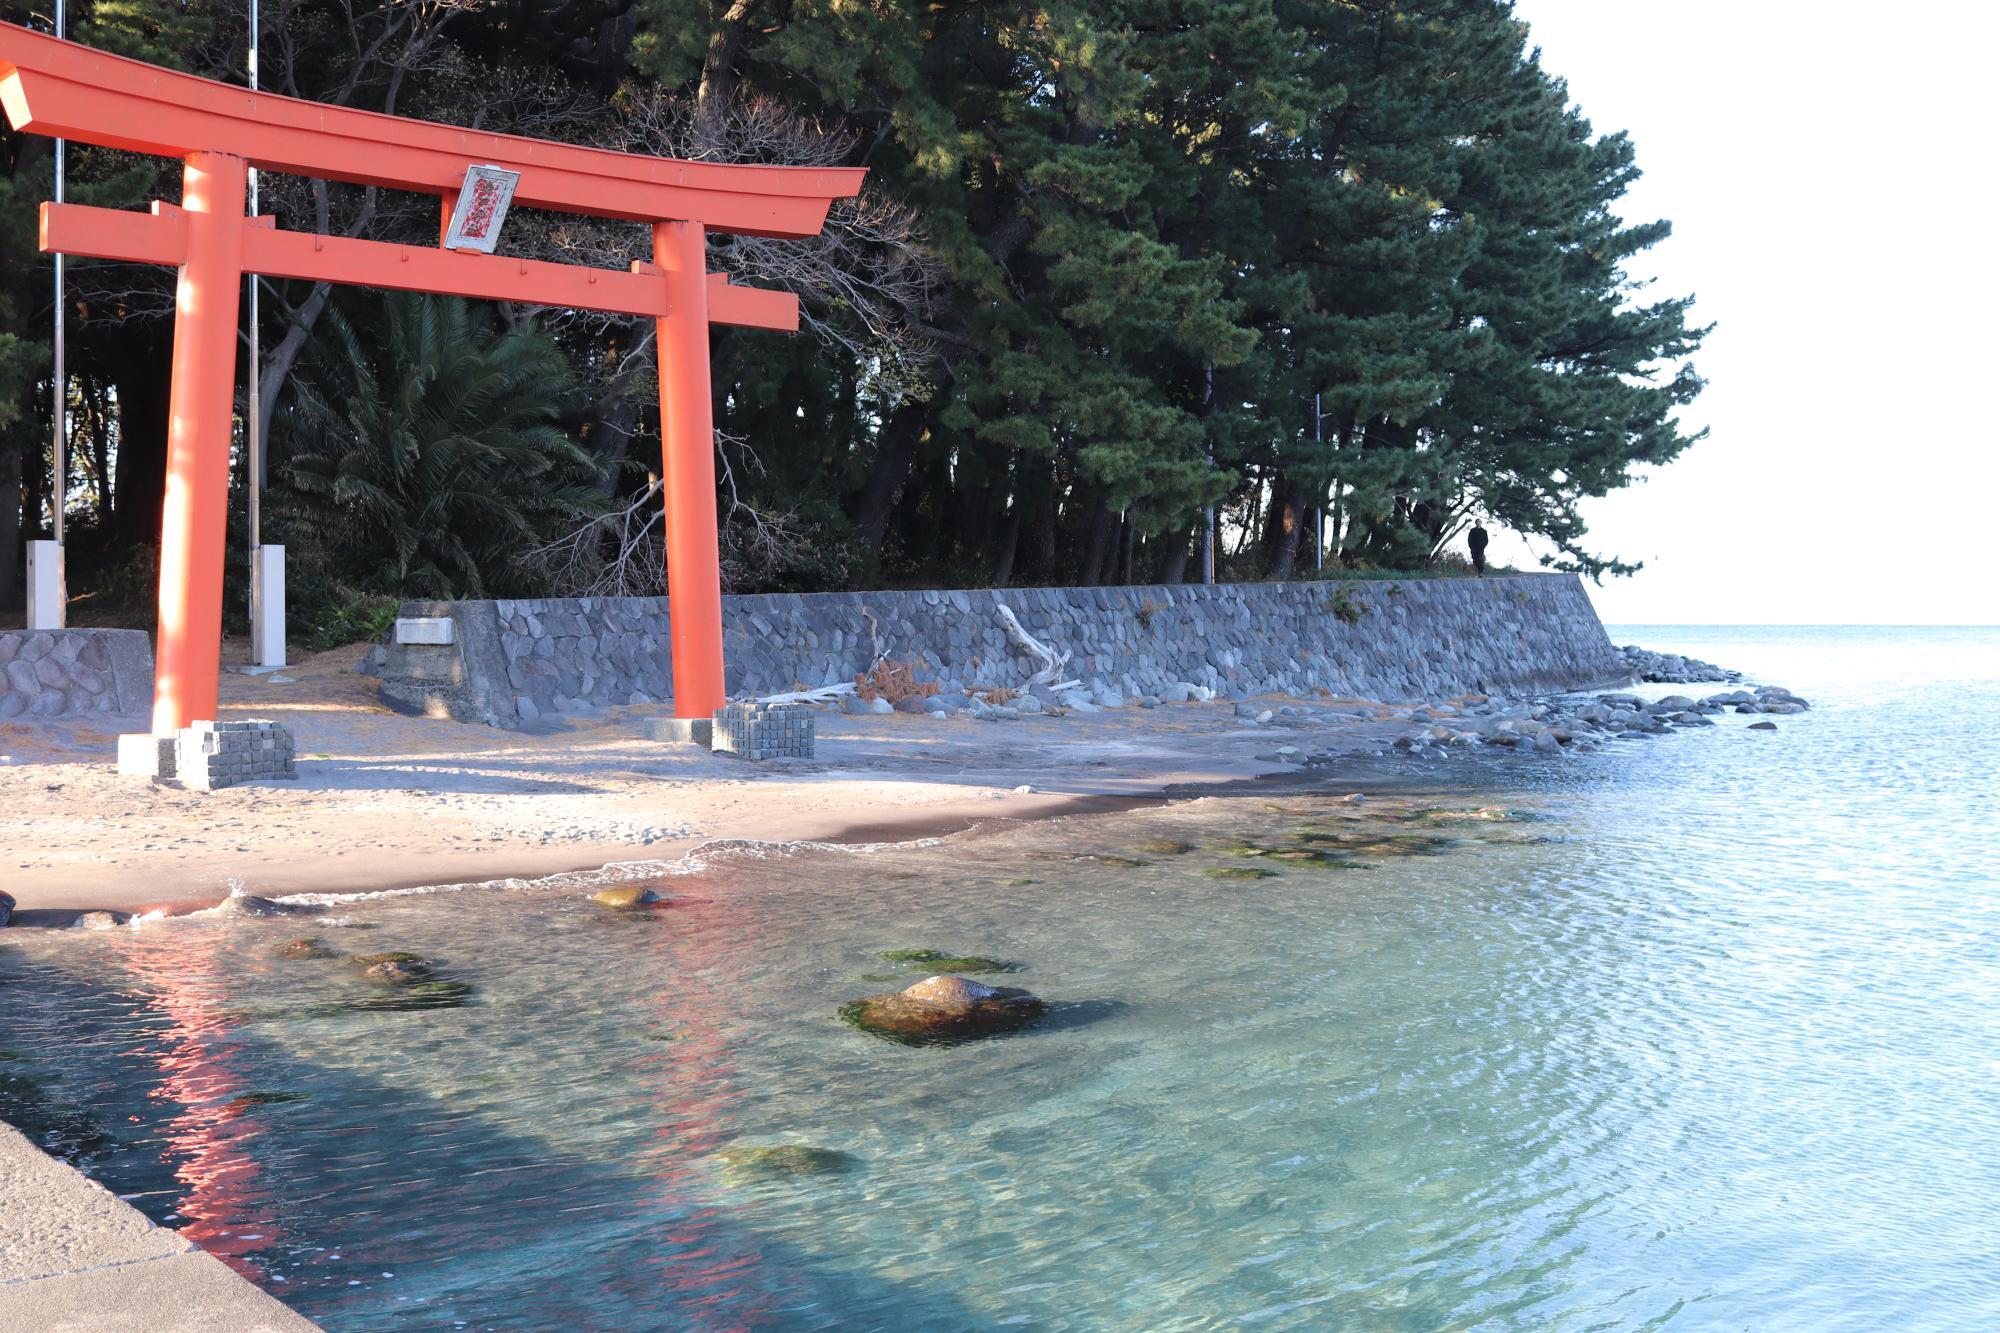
[756, 681, 857, 706]
[995, 603, 1080, 692]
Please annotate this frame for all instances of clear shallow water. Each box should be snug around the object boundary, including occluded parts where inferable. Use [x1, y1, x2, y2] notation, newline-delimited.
[4, 625, 1998, 1331]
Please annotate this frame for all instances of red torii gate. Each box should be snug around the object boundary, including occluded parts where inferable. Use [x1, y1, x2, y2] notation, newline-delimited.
[0, 23, 862, 733]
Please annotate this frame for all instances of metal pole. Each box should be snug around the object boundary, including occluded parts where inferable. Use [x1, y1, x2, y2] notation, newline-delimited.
[246, 0, 261, 547]
[1202, 361, 1216, 585]
[50, 0, 65, 546]
[1314, 392, 1324, 572]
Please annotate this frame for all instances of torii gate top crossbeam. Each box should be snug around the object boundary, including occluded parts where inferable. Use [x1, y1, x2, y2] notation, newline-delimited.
[0, 23, 862, 237]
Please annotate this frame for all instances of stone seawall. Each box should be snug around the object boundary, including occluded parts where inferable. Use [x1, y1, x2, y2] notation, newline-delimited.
[0, 629, 154, 719]
[374, 575, 1628, 726]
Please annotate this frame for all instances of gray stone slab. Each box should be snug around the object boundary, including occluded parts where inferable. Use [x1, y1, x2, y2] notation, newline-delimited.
[0, 1123, 193, 1283]
[0, 1248, 319, 1331]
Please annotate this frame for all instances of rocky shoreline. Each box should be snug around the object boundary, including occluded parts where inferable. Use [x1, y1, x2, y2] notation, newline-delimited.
[816, 642, 1808, 769]
[1619, 644, 1744, 684]
[1380, 682, 1809, 762]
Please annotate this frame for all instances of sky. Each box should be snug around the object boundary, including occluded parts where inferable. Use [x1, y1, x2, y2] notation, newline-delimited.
[1495, 1, 1998, 625]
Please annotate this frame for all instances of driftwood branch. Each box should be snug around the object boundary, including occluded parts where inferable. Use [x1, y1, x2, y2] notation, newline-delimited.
[995, 603, 1080, 693]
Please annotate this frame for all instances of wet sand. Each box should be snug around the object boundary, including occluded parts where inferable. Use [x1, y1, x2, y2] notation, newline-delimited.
[1, 644, 1420, 920]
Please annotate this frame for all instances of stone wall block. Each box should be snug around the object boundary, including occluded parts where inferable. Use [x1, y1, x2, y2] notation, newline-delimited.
[385, 576, 1621, 725]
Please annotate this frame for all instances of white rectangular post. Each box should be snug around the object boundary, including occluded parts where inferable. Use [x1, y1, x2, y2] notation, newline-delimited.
[25, 539, 64, 629]
[250, 543, 285, 668]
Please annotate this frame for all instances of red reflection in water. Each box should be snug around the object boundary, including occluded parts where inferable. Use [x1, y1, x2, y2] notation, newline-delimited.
[621, 873, 797, 1328]
[119, 931, 288, 1280]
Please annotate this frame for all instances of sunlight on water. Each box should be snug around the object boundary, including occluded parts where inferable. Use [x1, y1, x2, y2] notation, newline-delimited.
[4, 626, 1997, 1331]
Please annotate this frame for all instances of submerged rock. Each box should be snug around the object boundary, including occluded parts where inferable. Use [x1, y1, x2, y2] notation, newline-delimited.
[1293, 830, 1457, 858]
[878, 948, 1015, 974]
[74, 911, 129, 931]
[336, 980, 474, 1012]
[1033, 851, 1147, 868]
[840, 975, 1048, 1046]
[224, 1090, 311, 1113]
[362, 958, 433, 986]
[716, 1144, 857, 1180]
[1205, 866, 1277, 881]
[591, 885, 662, 909]
[273, 937, 338, 960]
[1265, 849, 1356, 870]
[351, 951, 436, 985]
[1136, 838, 1196, 856]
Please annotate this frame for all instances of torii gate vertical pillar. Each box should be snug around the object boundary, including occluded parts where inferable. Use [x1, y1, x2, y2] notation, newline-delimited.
[654, 219, 726, 719]
[153, 151, 246, 734]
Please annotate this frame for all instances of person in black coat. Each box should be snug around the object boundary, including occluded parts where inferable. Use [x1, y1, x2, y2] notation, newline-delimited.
[1468, 522, 1489, 576]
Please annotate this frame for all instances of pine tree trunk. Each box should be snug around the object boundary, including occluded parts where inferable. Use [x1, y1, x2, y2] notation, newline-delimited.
[1272, 479, 1306, 581]
[1157, 516, 1193, 584]
[1079, 496, 1115, 585]
[990, 509, 1020, 587]
[110, 339, 173, 546]
[853, 400, 930, 556]
[1026, 479, 1058, 583]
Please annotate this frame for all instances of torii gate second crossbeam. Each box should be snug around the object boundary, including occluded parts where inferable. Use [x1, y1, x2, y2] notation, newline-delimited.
[0, 23, 863, 733]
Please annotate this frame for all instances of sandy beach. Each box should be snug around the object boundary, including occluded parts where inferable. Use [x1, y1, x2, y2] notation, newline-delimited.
[0, 643, 1426, 921]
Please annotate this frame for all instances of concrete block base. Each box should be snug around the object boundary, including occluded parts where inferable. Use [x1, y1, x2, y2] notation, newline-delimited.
[24, 540, 64, 630]
[116, 733, 177, 780]
[121, 720, 300, 791]
[712, 702, 814, 761]
[642, 716, 713, 745]
[250, 543, 287, 669]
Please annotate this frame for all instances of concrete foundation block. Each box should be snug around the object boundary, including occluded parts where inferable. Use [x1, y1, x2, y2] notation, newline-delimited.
[712, 702, 814, 761]
[24, 540, 64, 631]
[163, 720, 296, 791]
[643, 716, 713, 745]
[116, 733, 176, 780]
[250, 544, 287, 669]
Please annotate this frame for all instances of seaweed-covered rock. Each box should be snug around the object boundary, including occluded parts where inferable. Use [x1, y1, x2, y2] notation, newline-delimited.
[362, 958, 433, 986]
[1205, 866, 1277, 881]
[351, 951, 436, 985]
[274, 937, 338, 960]
[225, 1090, 311, 1113]
[213, 891, 307, 919]
[840, 975, 1047, 1046]
[716, 1145, 857, 1180]
[591, 885, 661, 909]
[1136, 838, 1196, 856]
[336, 980, 475, 1013]
[877, 948, 1014, 974]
